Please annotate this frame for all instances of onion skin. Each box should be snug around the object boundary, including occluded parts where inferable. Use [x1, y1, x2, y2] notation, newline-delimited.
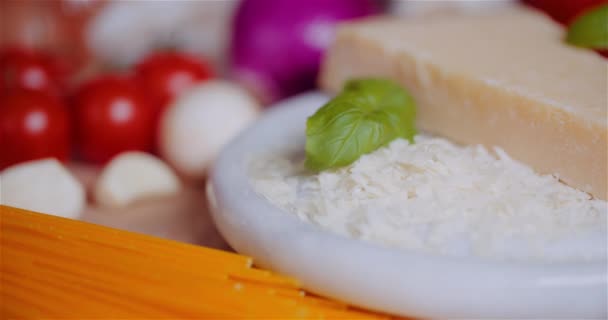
[230, 0, 382, 104]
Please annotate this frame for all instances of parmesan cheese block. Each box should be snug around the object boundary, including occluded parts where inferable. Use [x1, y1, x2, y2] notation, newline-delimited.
[319, 7, 608, 200]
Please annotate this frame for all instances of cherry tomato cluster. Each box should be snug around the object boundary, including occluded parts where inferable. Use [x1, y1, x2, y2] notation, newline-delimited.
[1, 49, 213, 169]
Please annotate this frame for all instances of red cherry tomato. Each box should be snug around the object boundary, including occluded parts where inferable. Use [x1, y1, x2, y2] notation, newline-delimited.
[0, 89, 70, 170]
[135, 51, 213, 115]
[72, 74, 154, 163]
[0, 47, 70, 95]
[523, 0, 607, 24]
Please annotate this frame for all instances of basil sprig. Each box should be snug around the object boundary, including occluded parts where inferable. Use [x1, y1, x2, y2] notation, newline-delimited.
[305, 78, 416, 171]
[566, 4, 608, 49]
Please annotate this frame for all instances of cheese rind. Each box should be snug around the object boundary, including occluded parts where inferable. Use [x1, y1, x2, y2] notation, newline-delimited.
[320, 8, 608, 200]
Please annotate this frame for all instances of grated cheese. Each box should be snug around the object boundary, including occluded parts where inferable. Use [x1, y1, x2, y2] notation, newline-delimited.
[249, 135, 607, 262]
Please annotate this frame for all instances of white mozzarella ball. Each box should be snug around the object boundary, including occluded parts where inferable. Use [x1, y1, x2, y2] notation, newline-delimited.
[0, 159, 85, 219]
[94, 152, 181, 208]
[160, 80, 260, 179]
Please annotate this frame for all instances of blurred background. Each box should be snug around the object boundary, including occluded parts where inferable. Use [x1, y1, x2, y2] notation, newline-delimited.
[1, 0, 603, 247]
[0, 0, 597, 104]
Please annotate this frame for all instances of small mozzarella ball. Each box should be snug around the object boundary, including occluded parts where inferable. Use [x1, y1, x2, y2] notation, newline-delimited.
[160, 80, 260, 179]
[94, 152, 181, 208]
[0, 159, 85, 219]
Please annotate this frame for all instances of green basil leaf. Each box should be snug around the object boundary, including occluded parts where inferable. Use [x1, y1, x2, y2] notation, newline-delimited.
[566, 4, 608, 49]
[305, 78, 416, 171]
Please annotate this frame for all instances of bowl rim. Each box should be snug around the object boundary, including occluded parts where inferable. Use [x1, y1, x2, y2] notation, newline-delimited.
[208, 91, 607, 318]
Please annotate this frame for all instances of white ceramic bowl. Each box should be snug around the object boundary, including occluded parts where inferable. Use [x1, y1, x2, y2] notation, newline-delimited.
[207, 92, 607, 319]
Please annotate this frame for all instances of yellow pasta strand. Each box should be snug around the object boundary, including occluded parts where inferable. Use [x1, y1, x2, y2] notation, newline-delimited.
[0, 205, 398, 319]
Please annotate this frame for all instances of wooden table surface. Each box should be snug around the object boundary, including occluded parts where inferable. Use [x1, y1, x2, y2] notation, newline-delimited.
[69, 162, 231, 251]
